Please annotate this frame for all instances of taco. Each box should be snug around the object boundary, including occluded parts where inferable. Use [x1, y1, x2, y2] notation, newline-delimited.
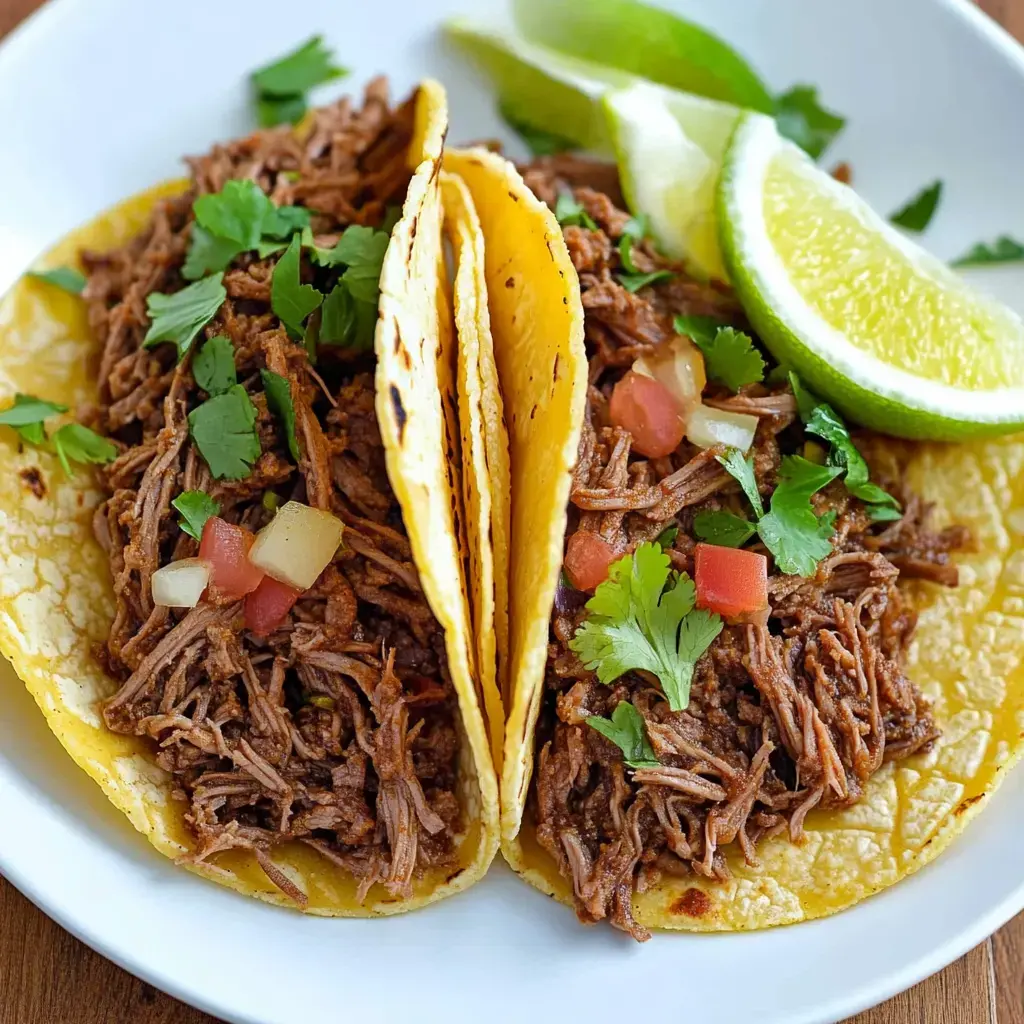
[0, 79, 500, 916]
[445, 146, 1024, 939]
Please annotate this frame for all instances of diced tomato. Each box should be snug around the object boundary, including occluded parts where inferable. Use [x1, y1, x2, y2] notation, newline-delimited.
[608, 370, 686, 458]
[694, 543, 768, 619]
[244, 576, 303, 636]
[199, 517, 265, 603]
[564, 531, 618, 592]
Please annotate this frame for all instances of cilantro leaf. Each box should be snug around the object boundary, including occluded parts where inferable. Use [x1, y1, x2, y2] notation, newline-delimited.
[774, 86, 846, 159]
[252, 36, 346, 97]
[690, 326, 765, 392]
[271, 234, 323, 337]
[951, 235, 1024, 268]
[867, 505, 904, 523]
[317, 224, 389, 303]
[187, 384, 261, 480]
[655, 524, 678, 550]
[183, 227, 246, 280]
[381, 205, 403, 235]
[890, 180, 943, 233]
[0, 393, 68, 445]
[498, 102, 580, 157]
[192, 335, 237, 396]
[673, 314, 723, 348]
[586, 702, 659, 769]
[144, 274, 226, 362]
[172, 490, 220, 541]
[52, 423, 117, 475]
[260, 369, 299, 461]
[262, 204, 311, 240]
[27, 267, 86, 294]
[693, 509, 757, 548]
[757, 456, 842, 575]
[319, 283, 355, 345]
[716, 448, 764, 518]
[618, 270, 674, 294]
[256, 95, 308, 128]
[554, 191, 596, 230]
[787, 370, 821, 422]
[569, 542, 722, 712]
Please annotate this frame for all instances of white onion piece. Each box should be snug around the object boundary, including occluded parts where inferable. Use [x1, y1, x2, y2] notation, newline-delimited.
[686, 404, 758, 452]
[249, 501, 344, 589]
[151, 558, 210, 608]
[633, 335, 707, 422]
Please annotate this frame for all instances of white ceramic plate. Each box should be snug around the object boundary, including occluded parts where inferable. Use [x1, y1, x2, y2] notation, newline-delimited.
[1, 1, 1023, 1022]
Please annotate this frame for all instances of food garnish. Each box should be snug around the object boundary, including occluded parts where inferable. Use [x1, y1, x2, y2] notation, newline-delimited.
[171, 490, 221, 541]
[271, 234, 324, 338]
[247, 500, 345, 589]
[251, 35, 347, 127]
[0, 394, 68, 445]
[889, 180, 943, 233]
[951, 235, 1024, 267]
[198, 516, 265, 602]
[585, 701, 659, 769]
[143, 273, 227, 362]
[554, 191, 597, 229]
[186, 384, 260, 480]
[681, 320, 765, 392]
[51, 424, 117, 476]
[569, 542, 723, 712]
[693, 542, 768, 618]
[150, 558, 211, 609]
[26, 267, 87, 294]
[260, 369, 299, 461]
[773, 85, 846, 159]
[192, 335, 237, 396]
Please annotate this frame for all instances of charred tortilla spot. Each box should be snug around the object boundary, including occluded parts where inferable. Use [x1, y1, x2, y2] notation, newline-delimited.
[505, 276, 515, 289]
[530, 405, 537, 420]
[553, 353, 561, 382]
[19, 466, 46, 499]
[390, 384, 407, 439]
[401, 348, 412, 371]
[671, 888, 713, 918]
[508, 191, 519, 202]
[955, 794, 985, 815]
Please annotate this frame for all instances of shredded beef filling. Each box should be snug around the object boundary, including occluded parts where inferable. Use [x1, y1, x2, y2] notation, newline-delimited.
[525, 158, 969, 942]
[87, 82, 461, 904]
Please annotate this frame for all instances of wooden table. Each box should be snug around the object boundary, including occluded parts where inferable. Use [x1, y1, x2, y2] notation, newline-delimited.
[1, 0, 1024, 1021]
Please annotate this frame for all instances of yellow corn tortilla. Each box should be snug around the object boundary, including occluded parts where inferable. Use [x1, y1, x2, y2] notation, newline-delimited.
[447, 146, 1024, 931]
[439, 170, 510, 771]
[0, 82, 499, 916]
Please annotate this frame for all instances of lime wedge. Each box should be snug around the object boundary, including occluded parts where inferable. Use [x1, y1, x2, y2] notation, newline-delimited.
[719, 115, 1024, 439]
[446, 20, 634, 153]
[512, 0, 773, 112]
[604, 83, 749, 280]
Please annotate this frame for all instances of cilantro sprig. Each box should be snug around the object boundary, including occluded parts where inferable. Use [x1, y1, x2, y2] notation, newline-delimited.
[774, 86, 846, 160]
[0, 394, 69, 445]
[554, 192, 597, 230]
[675, 315, 765, 392]
[889, 181, 943, 233]
[790, 372, 901, 521]
[187, 384, 261, 480]
[0, 393, 116, 475]
[172, 490, 220, 541]
[951, 235, 1024, 268]
[272, 234, 325, 338]
[569, 542, 723, 712]
[692, 509, 757, 548]
[251, 36, 348, 127]
[144, 274, 227, 362]
[193, 335, 237, 396]
[586, 702, 659, 769]
[616, 215, 673, 293]
[27, 267, 86, 295]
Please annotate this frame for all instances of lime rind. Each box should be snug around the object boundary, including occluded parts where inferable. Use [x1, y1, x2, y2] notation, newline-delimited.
[719, 114, 1024, 440]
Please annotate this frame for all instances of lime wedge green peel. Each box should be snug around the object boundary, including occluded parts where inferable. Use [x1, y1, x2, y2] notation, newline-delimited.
[512, 0, 773, 112]
[719, 114, 1024, 440]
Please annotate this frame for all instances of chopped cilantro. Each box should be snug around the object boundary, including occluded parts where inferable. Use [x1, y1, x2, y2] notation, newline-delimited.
[27, 267, 86, 295]
[52, 423, 117, 476]
[262, 204, 311, 240]
[774, 86, 846, 159]
[308, 694, 336, 711]
[183, 228, 245, 281]
[0, 394, 68, 445]
[144, 274, 226, 362]
[262, 490, 280, 512]
[251, 36, 347, 127]
[693, 509, 757, 548]
[317, 224, 389, 302]
[498, 102, 580, 156]
[172, 490, 220, 541]
[381, 205, 403, 235]
[716, 448, 763, 518]
[791, 372, 900, 516]
[618, 270, 674, 294]
[688, 325, 765, 392]
[889, 180, 943, 233]
[271, 235, 324, 338]
[569, 542, 723, 712]
[757, 456, 842, 576]
[615, 215, 672, 293]
[260, 369, 299, 461]
[586, 702, 659, 769]
[187, 384, 261, 480]
[717, 446, 841, 575]
[655, 524, 679, 550]
[951, 235, 1024, 267]
[554, 191, 597, 230]
[192, 335, 237, 396]
[673, 314, 722, 348]
[320, 283, 376, 350]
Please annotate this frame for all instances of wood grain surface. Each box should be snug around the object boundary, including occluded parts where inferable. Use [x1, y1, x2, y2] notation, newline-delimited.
[0, 1, 1022, 1022]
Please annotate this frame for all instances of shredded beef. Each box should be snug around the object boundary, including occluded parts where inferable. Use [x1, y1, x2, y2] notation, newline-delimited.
[524, 159, 969, 941]
[86, 83, 461, 903]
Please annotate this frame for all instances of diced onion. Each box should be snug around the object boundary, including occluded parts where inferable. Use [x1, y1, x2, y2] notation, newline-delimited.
[248, 501, 344, 589]
[686, 404, 758, 452]
[151, 558, 211, 608]
[633, 335, 707, 422]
